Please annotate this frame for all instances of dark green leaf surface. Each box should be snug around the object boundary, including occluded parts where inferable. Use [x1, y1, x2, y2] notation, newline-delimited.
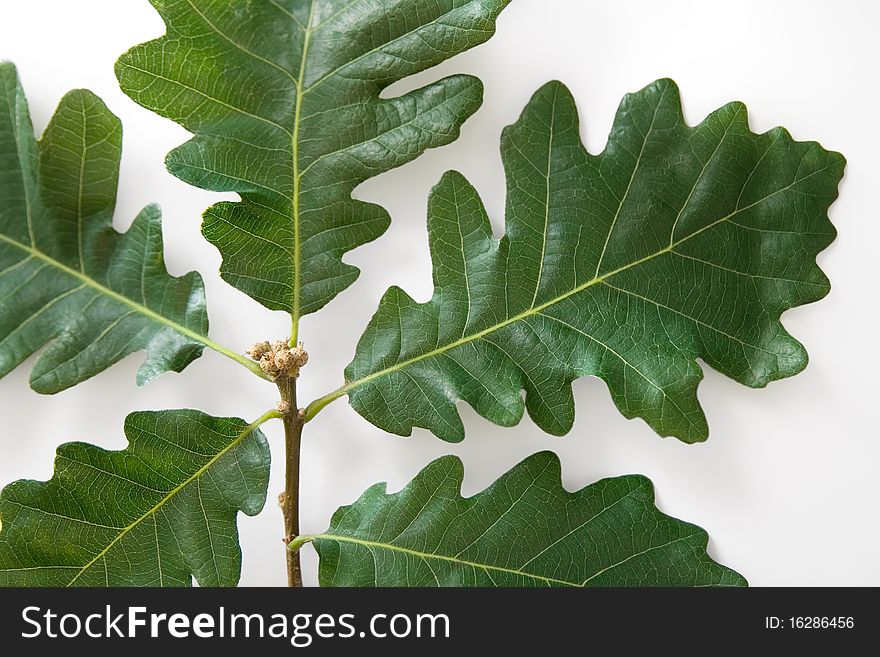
[116, 0, 511, 324]
[0, 410, 272, 587]
[309, 452, 745, 586]
[330, 79, 844, 442]
[0, 63, 222, 393]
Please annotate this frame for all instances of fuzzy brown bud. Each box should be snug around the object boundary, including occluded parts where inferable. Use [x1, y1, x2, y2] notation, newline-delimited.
[260, 353, 279, 375]
[291, 343, 309, 368]
[274, 349, 295, 371]
[246, 340, 272, 360]
[248, 338, 309, 378]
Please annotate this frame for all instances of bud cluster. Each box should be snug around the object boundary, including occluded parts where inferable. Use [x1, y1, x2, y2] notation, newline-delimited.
[246, 340, 309, 379]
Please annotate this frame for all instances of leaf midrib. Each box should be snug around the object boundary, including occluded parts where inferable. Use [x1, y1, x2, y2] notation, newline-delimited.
[289, 0, 317, 341]
[308, 473, 677, 587]
[312, 529, 701, 587]
[0, 230, 254, 372]
[312, 165, 831, 413]
[65, 414, 272, 586]
[288, 0, 472, 336]
[312, 534, 580, 587]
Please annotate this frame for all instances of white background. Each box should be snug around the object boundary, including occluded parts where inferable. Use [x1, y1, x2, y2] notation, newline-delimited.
[0, 0, 877, 586]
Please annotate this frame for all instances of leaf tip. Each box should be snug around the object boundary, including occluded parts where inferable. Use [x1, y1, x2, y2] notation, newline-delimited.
[525, 449, 563, 475]
[423, 454, 467, 489]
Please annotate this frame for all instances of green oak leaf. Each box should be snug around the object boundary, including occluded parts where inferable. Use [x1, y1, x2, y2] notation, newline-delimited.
[317, 79, 844, 443]
[0, 409, 272, 587]
[304, 451, 746, 586]
[0, 63, 248, 393]
[116, 0, 511, 327]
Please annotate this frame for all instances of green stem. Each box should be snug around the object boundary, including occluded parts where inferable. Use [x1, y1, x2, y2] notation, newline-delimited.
[289, 317, 300, 348]
[210, 341, 276, 381]
[288, 534, 314, 552]
[302, 386, 347, 422]
[251, 408, 286, 428]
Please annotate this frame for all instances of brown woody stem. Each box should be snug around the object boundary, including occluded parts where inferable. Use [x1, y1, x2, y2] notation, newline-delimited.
[277, 375, 304, 587]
